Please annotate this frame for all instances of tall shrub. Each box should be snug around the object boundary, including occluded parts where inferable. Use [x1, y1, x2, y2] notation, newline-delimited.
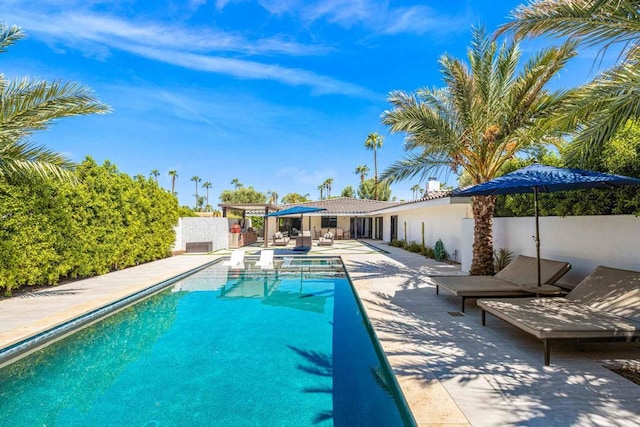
[0, 158, 179, 294]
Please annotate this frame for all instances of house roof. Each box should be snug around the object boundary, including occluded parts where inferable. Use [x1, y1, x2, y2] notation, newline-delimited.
[281, 197, 400, 215]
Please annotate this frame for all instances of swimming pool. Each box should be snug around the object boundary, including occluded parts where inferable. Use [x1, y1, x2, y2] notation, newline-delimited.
[0, 257, 415, 426]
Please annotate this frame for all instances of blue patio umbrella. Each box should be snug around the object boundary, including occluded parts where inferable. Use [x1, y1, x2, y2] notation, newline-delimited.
[265, 206, 327, 248]
[265, 206, 327, 217]
[452, 164, 640, 286]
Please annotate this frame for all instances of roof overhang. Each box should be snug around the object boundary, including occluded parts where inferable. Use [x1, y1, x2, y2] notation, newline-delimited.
[218, 203, 280, 216]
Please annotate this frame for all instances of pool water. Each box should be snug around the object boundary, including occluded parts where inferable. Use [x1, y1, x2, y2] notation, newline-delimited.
[0, 259, 413, 426]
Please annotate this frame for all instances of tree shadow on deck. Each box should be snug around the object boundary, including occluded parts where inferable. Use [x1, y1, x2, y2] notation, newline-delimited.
[360, 284, 640, 426]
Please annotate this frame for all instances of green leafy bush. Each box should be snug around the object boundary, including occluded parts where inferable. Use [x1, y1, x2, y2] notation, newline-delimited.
[0, 158, 179, 294]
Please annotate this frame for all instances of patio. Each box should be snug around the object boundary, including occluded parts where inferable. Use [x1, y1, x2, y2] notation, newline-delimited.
[0, 241, 638, 426]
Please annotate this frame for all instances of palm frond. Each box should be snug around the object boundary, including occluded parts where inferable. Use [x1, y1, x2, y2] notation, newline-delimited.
[0, 24, 24, 53]
[379, 151, 452, 184]
[497, 0, 640, 48]
[0, 78, 111, 141]
[0, 139, 76, 182]
[563, 54, 640, 165]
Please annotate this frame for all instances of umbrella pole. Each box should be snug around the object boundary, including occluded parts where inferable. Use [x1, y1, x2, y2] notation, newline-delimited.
[534, 187, 541, 287]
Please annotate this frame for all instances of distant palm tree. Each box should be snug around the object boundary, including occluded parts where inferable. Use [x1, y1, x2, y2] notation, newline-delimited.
[150, 169, 159, 184]
[410, 184, 422, 200]
[0, 23, 110, 181]
[230, 178, 243, 189]
[317, 184, 324, 200]
[168, 170, 178, 195]
[191, 176, 201, 209]
[267, 190, 279, 204]
[496, 0, 640, 165]
[354, 164, 369, 183]
[324, 178, 334, 198]
[365, 132, 384, 200]
[202, 181, 212, 207]
[381, 27, 575, 275]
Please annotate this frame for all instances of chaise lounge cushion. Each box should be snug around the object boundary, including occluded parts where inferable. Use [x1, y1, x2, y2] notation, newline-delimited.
[434, 255, 571, 298]
[478, 266, 640, 340]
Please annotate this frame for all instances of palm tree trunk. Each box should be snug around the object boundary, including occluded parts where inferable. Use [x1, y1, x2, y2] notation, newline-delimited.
[470, 195, 497, 276]
[171, 177, 175, 195]
[373, 149, 378, 200]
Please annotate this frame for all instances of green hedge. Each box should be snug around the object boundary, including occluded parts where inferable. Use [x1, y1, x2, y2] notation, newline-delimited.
[0, 158, 179, 294]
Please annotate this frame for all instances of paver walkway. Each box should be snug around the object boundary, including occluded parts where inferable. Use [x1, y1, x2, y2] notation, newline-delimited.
[1, 241, 639, 426]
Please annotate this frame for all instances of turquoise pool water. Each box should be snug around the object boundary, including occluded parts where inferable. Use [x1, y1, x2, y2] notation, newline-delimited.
[0, 258, 413, 426]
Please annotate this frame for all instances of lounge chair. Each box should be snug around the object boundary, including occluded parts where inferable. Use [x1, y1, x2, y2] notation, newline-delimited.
[255, 250, 274, 270]
[318, 231, 334, 246]
[433, 255, 571, 312]
[272, 232, 290, 247]
[222, 250, 245, 269]
[478, 266, 640, 365]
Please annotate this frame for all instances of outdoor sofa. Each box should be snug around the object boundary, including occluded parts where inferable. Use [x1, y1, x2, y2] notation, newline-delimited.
[272, 232, 290, 246]
[432, 255, 572, 312]
[318, 231, 334, 246]
[478, 266, 640, 365]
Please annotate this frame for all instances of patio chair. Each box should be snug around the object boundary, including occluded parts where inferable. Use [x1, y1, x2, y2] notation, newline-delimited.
[255, 249, 274, 270]
[272, 232, 290, 247]
[432, 255, 571, 312]
[335, 228, 344, 239]
[478, 266, 640, 365]
[222, 250, 245, 269]
[318, 231, 334, 246]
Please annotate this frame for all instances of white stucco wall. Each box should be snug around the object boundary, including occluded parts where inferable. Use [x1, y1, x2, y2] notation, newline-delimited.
[377, 199, 472, 263]
[173, 217, 229, 251]
[462, 215, 640, 285]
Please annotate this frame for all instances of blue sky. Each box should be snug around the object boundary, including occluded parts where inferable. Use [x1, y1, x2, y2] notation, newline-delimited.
[1, 0, 610, 206]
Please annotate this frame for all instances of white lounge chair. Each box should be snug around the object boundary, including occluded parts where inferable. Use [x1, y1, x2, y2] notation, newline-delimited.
[255, 250, 274, 270]
[222, 250, 245, 268]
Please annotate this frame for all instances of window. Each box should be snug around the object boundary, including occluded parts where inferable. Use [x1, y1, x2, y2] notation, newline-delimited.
[321, 216, 337, 228]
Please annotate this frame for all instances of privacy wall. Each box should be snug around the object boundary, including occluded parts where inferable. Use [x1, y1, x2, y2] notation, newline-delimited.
[462, 215, 640, 285]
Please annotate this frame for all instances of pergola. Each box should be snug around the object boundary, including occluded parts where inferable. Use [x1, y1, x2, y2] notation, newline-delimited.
[218, 203, 281, 248]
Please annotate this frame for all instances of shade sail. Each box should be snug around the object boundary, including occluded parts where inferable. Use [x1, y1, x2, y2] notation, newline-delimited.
[452, 164, 640, 197]
[451, 164, 640, 286]
[265, 206, 327, 217]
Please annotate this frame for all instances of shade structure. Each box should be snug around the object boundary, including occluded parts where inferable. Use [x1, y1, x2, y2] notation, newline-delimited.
[452, 164, 640, 286]
[265, 206, 327, 249]
[265, 206, 327, 217]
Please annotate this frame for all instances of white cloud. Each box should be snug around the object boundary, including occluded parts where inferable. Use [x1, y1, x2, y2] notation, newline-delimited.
[258, 0, 471, 36]
[4, 9, 378, 98]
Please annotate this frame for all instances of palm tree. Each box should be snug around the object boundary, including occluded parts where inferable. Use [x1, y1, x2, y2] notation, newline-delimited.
[411, 184, 422, 200]
[317, 184, 324, 200]
[354, 165, 369, 182]
[381, 27, 576, 275]
[365, 132, 384, 200]
[230, 178, 243, 189]
[324, 178, 334, 198]
[150, 169, 159, 184]
[168, 170, 178, 195]
[0, 24, 110, 181]
[496, 0, 640, 166]
[266, 190, 279, 204]
[191, 176, 201, 209]
[202, 181, 212, 208]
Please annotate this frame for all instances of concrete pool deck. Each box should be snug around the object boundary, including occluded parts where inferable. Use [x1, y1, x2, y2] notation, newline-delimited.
[0, 241, 638, 426]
